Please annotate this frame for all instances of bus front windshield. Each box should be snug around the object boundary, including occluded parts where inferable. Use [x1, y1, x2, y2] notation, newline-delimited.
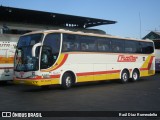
[15, 33, 61, 71]
[15, 34, 43, 71]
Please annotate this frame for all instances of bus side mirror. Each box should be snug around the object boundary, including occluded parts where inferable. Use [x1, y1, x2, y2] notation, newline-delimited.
[32, 43, 42, 57]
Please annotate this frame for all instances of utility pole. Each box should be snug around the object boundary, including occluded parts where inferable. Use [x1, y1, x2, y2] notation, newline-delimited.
[139, 12, 142, 39]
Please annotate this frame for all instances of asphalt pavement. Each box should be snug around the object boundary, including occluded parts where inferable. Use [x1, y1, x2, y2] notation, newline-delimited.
[0, 73, 160, 120]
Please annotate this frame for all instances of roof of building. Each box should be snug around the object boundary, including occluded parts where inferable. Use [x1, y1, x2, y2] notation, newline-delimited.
[143, 31, 160, 40]
[154, 31, 160, 36]
[0, 6, 116, 28]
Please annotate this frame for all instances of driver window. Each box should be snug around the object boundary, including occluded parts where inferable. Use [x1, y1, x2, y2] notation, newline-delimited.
[40, 33, 60, 69]
[41, 46, 53, 69]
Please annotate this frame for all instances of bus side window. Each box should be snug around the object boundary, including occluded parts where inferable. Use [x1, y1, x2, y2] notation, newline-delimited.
[62, 34, 81, 52]
[125, 40, 138, 53]
[73, 43, 79, 51]
[140, 42, 154, 54]
[97, 38, 110, 52]
[98, 44, 105, 51]
[111, 39, 124, 53]
[62, 42, 70, 52]
[112, 45, 120, 52]
[81, 43, 88, 51]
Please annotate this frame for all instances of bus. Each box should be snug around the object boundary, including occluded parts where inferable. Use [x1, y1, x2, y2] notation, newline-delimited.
[153, 40, 160, 71]
[0, 34, 18, 82]
[14, 29, 155, 89]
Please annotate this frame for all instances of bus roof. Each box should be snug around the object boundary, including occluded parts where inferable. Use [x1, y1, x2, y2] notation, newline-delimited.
[22, 29, 153, 43]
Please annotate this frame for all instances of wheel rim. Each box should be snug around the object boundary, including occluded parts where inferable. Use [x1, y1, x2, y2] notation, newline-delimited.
[66, 76, 72, 87]
[133, 72, 138, 80]
[122, 73, 128, 82]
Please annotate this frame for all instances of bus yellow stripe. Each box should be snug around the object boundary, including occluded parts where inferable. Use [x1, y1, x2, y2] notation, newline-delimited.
[0, 57, 14, 64]
[140, 55, 155, 70]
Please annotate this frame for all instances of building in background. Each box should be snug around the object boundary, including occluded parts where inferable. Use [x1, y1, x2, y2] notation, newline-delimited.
[143, 31, 160, 40]
[0, 6, 116, 36]
[0, 5, 116, 82]
[143, 31, 160, 71]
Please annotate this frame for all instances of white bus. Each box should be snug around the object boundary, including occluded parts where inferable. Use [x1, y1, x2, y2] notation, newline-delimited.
[14, 29, 155, 89]
[0, 34, 18, 82]
[153, 40, 160, 71]
[0, 42, 17, 81]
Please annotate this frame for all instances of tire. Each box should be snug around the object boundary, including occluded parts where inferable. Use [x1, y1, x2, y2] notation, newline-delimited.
[131, 70, 139, 82]
[61, 73, 73, 89]
[121, 70, 129, 83]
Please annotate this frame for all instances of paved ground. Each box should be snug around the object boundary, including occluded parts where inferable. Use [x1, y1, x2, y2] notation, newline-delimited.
[0, 73, 160, 120]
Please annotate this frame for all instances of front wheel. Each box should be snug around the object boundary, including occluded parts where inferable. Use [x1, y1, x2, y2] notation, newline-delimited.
[120, 70, 129, 83]
[61, 73, 73, 89]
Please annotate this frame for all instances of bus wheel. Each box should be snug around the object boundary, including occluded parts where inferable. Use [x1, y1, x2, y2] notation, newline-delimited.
[131, 70, 139, 82]
[121, 70, 129, 83]
[61, 73, 73, 89]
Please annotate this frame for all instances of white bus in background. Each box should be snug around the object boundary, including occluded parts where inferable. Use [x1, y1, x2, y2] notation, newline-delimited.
[14, 29, 155, 89]
[0, 34, 18, 83]
[153, 40, 160, 71]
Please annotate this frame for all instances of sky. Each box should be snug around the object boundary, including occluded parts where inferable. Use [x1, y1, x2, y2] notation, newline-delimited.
[0, 0, 160, 39]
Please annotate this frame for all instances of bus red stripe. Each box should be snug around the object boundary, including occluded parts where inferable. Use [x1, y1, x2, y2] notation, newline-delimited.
[140, 56, 155, 71]
[139, 68, 148, 71]
[0, 67, 13, 69]
[52, 54, 68, 71]
[50, 75, 60, 78]
[76, 70, 120, 76]
[147, 56, 154, 70]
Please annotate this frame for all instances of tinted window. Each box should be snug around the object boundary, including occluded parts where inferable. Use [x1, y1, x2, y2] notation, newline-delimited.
[97, 38, 110, 52]
[111, 39, 124, 53]
[79, 35, 97, 52]
[41, 33, 60, 69]
[125, 40, 139, 53]
[62, 33, 154, 54]
[62, 34, 80, 52]
[140, 42, 154, 54]
[62, 34, 97, 52]
[18, 34, 43, 47]
[44, 33, 60, 53]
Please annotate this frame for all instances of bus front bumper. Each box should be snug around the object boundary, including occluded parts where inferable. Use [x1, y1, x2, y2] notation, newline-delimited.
[14, 78, 60, 86]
